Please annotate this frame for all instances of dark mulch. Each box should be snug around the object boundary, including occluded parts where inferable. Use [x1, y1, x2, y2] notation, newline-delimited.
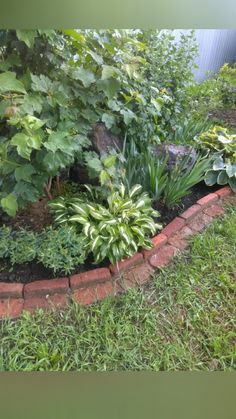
[208, 108, 236, 128]
[0, 182, 218, 284]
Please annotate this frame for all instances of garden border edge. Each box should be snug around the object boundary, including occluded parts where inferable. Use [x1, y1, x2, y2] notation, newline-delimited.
[0, 186, 234, 319]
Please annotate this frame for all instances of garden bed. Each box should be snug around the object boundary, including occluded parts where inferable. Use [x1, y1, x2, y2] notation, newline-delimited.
[0, 182, 219, 284]
[0, 186, 234, 319]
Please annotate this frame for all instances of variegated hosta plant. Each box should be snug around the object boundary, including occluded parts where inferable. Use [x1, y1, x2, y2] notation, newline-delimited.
[49, 184, 161, 264]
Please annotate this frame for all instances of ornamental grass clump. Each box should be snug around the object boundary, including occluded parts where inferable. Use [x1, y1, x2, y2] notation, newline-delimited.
[49, 184, 161, 264]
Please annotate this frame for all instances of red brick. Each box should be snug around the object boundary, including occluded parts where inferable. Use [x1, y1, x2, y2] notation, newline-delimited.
[161, 217, 186, 238]
[0, 299, 24, 319]
[180, 204, 202, 221]
[216, 186, 232, 198]
[109, 253, 143, 275]
[70, 268, 111, 290]
[203, 204, 224, 218]
[141, 233, 167, 259]
[72, 282, 115, 305]
[23, 294, 68, 314]
[197, 193, 218, 207]
[172, 226, 195, 240]
[188, 213, 213, 232]
[149, 245, 179, 269]
[24, 277, 69, 298]
[168, 236, 189, 251]
[0, 283, 23, 299]
[118, 262, 154, 290]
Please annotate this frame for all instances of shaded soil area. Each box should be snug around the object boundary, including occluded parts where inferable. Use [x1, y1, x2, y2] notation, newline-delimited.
[0, 182, 218, 284]
[208, 108, 236, 128]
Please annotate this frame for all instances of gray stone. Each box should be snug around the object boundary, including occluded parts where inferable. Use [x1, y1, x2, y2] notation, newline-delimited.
[89, 123, 122, 155]
[152, 144, 197, 170]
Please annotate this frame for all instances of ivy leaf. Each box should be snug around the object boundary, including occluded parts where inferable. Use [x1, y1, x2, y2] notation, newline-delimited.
[73, 66, 96, 87]
[107, 99, 120, 112]
[11, 132, 42, 160]
[97, 78, 120, 100]
[101, 113, 116, 129]
[43, 151, 73, 174]
[16, 30, 37, 48]
[0, 72, 26, 94]
[15, 164, 36, 182]
[1, 194, 18, 217]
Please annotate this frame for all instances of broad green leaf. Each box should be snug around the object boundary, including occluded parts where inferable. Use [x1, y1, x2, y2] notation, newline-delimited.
[213, 157, 225, 170]
[86, 157, 103, 173]
[225, 162, 236, 178]
[103, 155, 116, 168]
[0, 72, 26, 94]
[16, 30, 37, 48]
[20, 93, 43, 114]
[204, 170, 218, 186]
[88, 50, 103, 65]
[217, 170, 229, 185]
[101, 113, 116, 129]
[1, 194, 18, 217]
[11, 132, 42, 160]
[97, 78, 120, 100]
[15, 164, 36, 182]
[73, 66, 96, 87]
[120, 109, 136, 125]
[100, 170, 110, 185]
[101, 65, 118, 80]
[31, 74, 53, 94]
[229, 177, 236, 192]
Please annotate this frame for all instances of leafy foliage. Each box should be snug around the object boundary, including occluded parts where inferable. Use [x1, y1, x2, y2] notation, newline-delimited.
[0, 224, 86, 274]
[37, 226, 86, 274]
[50, 184, 161, 264]
[195, 126, 236, 192]
[0, 29, 198, 216]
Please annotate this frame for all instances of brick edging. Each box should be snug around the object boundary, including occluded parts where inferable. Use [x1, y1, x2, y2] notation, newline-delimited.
[0, 186, 234, 319]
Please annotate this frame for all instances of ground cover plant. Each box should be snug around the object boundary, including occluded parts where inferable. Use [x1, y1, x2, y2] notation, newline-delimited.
[0, 206, 235, 371]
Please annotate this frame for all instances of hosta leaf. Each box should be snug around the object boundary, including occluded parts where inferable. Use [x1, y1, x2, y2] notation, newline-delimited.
[228, 177, 236, 192]
[1, 194, 18, 217]
[0, 72, 26, 94]
[204, 170, 218, 186]
[217, 170, 229, 185]
[225, 162, 236, 178]
[212, 157, 225, 170]
[69, 215, 88, 224]
[129, 184, 142, 198]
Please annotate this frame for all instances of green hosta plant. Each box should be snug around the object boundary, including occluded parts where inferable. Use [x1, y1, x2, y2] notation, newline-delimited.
[205, 155, 236, 192]
[195, 126, 236, 157]
[50, 184, 161, 264]
[195, 126, 236, 192]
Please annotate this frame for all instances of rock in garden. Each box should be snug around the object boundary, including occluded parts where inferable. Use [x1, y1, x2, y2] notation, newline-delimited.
[89, 123, 122, 155]
[152, 144, 197, 170]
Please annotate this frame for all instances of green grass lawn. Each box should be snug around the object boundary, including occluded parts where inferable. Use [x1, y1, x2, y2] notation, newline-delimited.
[0, 206, 236, 371]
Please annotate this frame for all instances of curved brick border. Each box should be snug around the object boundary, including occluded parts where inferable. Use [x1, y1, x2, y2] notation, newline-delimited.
[0, 186, 235, 319]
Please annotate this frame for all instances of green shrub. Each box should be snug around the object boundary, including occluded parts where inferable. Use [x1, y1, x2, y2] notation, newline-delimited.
[37, 226, 86, 274]
[0, 226, 11, 258]
[9, 228, 39, 264]
[50, 184, 161, 264]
